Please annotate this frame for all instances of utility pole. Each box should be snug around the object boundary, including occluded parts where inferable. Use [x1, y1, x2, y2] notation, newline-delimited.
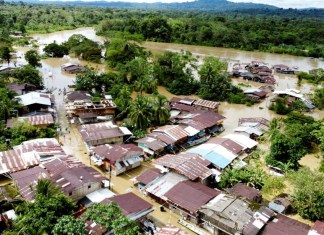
[109, 163, 112, 190]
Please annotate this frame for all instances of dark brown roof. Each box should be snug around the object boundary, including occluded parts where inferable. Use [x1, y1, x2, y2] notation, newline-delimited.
[228, 183, 261, 202]
[164, 181, 221, 214]
[171, 103, 195, 112]
[10, 166, 48, 201]
[136, 168, 162, 185]
[261, 214, 310, 235]
[79, 126, 125, 142]
[208, 138, 244, 155]
[312, 221, 324, 235]
[154, 152, 212, 180]
[101, 192, 152, 216]
[65, 91, 91, 102]
[6, 83, 36, 92]
[92, 144, 143, 162]
[51, 167, 104, 195]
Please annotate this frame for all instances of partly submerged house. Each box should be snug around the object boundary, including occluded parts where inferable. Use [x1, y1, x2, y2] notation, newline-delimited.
[15, 92, 53, 113]
[91, 144, 143, 175]
[79, 122, 133, 147]
[136, 168, 163, 192]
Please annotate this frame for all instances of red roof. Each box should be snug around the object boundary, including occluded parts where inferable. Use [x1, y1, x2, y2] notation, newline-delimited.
[261, 214, 310, 235]
[208, 138, 244, 155]
[171, 103, 195, 112]
[312, 221, 324, 235]
[164, 181, 221, 214]
[228, 183, 261, 202]
[136, 168, 162, 185]
[101, 192, 152, 216]
[92, 144, 143, 162]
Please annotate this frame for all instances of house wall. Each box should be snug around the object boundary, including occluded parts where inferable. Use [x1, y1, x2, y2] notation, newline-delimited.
[168, 203, 199, 224]
[69, 182, 101, 201]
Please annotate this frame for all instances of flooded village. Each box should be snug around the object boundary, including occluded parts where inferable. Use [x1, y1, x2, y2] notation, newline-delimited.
[0, 27, 324, 235]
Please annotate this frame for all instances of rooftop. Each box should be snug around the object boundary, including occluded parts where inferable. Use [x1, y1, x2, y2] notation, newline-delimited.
[136, 168, 162, 185]
[165, 181, 221, 214]
[102, 192, 153, 217]
[154, 152, 212, 180]
[228, 183, 261, 202]
[15, 92, 51, 106]
[92, 144, 143, 162]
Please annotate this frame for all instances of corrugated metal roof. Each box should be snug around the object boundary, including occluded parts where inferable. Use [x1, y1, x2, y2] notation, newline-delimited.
[224, 134, 258, 149]
[146, 172, 187, 199]
[136, 168, 162, 185]
[102, 192, 152, 216]
[153, 125, 189, 142]
[154, 152, 212, 180]
[92, 144, 143, 162]
[207, 138, 244, 155]
[10, 166, 48, 201]
[194, 99, 219, 109]
[136, 137, 167, 151]
[16, 92, 51, 106]
[164, 181, 220, 214]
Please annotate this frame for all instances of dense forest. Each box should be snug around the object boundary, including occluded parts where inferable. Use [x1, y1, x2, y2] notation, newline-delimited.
[0, 3, 324, 57]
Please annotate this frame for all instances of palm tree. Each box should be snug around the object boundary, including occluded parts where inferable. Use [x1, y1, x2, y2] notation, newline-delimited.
[31, 178, 60, 198]
[128, 96, 152, 130]
[153, 94, 170, 126]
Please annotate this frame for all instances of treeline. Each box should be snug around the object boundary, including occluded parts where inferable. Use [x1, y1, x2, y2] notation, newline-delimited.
[1, 3, 324, 57]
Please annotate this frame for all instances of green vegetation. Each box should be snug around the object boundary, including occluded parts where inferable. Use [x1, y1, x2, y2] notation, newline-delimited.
[287, 168, 324, 221]
[25, 49, 42, 67]
[83, 202, 140, 235]
[53, 216, 87, 235]
[312, 87, 324, 110]
[218, 167, 266, 189]
[4, 179, 141, 234]
[297, 69, 324, 85]
[269, 97, 308, 115]
[63, 34, 102, 62]
[44, 42, 69, 57]
[5, 179, 77, 235]
[11, 65, 43, 88]
[266, 113, 322, 171]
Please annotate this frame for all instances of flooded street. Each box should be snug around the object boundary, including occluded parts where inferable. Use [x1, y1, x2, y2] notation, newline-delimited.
[9, 27, 323, 232]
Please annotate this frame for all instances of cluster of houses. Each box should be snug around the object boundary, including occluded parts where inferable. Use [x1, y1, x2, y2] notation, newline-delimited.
[64, 90, 117, 123]
[4, 83, 56, 130]
[232, 61, 276, 84]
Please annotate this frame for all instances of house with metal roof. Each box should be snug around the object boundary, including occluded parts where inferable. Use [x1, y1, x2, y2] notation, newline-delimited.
[136, 168, 163, 192]
[6, 114, 54, 128]
[193, 99, 220, 112]
[15, 92, 53, 113]
[223, 133, 258, 151]
[187, 143, 238, 170]
[136, 136, 168, 156]
[91, 144, 143, 175]
[164, 180, 221, 224]
[79, 122, 133, 147]
[146, 172, 187, 203]
[228, 183, 262, 203]
[200, 193, 253, 235]
[101, 192, 154, 221]
[207, 138, 244, 156]
[154, 152, 213, 184]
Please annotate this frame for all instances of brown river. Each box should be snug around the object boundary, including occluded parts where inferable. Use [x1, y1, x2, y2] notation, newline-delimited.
[13, 27, 323, 169]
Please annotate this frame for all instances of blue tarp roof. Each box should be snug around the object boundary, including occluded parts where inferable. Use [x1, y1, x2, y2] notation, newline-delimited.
[187, 147, 212, 156]
[205, 151, 232, 169]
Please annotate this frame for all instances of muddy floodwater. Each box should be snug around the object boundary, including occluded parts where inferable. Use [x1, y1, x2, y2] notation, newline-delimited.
[9, 27, 323, 232]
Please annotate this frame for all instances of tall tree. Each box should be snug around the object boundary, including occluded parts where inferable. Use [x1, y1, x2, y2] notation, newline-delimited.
[153, 94, 170, 126]
[53, 216, 86, 235]
[0, 46, 11, 64]
[25, 50, 42, 67]
[128, 96, 153, 130]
